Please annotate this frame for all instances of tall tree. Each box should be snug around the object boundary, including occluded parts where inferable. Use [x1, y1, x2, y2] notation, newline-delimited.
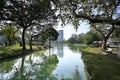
[53, 0, 120, 49]
[3, 0, 57, 50]
[91, 23, 116, 49]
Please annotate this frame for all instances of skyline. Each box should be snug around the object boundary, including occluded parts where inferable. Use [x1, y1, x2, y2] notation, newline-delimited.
[55, 22, 90, 40]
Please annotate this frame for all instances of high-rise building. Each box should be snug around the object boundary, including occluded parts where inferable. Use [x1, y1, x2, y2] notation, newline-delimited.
[57, 30, 64, 42]
[71, 34, 77, 38]
[78, 33, 85, 37]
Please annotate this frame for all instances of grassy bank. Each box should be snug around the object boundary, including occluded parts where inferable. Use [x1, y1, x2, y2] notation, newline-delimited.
[0, 44, 44, 61]
[69, 44, 120, 80]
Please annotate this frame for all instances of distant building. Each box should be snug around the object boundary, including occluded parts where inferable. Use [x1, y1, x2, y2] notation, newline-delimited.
[57, 30, 64, 42]
[57, 44, 64, 57]
[71, 34, 77, 38]
[78, 33, 85, 37]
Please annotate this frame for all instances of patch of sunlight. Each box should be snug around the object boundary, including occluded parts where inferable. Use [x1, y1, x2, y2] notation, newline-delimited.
[85, 47, 101, 54]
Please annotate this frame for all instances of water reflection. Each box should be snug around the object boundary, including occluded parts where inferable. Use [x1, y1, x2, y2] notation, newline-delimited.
[50, 43, 86, 80]
[0, 52, 59, 80]
[0, 60, 15, 73]
[57, 43, 64, 57]
[0, 43, 86, 80]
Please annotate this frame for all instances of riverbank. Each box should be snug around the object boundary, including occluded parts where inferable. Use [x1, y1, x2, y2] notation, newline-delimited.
[68, 44, 120, 80]
[0, 44, 45, 62]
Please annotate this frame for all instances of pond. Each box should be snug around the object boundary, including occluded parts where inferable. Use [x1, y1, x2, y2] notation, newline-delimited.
[0, 43, 87, 80]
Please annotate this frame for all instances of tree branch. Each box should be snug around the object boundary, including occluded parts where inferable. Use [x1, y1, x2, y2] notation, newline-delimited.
[106, 25, 116, 38]
[75, 14, 120, 25]
[94, 26, 105, 38]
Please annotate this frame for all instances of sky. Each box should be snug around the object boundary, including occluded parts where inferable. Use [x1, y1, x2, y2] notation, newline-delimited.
[55, 22, 90, 40]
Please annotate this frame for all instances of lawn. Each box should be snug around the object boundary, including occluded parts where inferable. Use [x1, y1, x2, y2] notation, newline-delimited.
[68, 44, 120, 80]
[0, 44, 21, 54]
[0, 44, 43, 61]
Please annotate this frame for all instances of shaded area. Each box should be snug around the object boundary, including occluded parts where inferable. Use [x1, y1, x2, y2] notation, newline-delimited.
[0, 44, 43, 62]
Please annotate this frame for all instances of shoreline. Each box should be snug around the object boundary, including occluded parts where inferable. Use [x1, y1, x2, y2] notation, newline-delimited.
[68, 44, 120, 80]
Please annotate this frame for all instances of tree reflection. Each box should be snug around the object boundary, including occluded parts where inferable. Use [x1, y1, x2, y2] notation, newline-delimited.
[10, 57, 31, 80]
[0, 51, 83, 80]
[60, 66, 82, 80]
[10, 54, 59, 80]
[35, 54, 59, 79]
[0, 60, 15, 73]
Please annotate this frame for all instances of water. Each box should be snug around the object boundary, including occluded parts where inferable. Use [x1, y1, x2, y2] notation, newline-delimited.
[0, 43, 86, 80]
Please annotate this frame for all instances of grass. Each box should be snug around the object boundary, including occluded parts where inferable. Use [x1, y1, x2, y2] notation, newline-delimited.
[68, 44, 120, 80]
[0, 44, 20, 54]
[0, 44, 43, 61]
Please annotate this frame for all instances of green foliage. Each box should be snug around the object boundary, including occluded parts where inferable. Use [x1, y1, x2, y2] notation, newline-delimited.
[0, 61, 15, 73]
[35, 54, 59, 79]
[111, 27, 120, 38]
[45, 28, 59, 41]
[0, 25, 16, 45]
[2, 0, 57, 50]
[67, 36, 84, 44]
[68, 37, 78, 44]
[73, 66, 82, 80]
[55, 0, 120, 26]
[83, 30, 102, 45]
[38, 27, 58, 45]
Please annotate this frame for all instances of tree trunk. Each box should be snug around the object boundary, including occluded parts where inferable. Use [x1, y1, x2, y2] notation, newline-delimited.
[22, 28, 26, 50]
[13, 29, 22, 46]
[8, 37, 11, 46]
[13, 37, 22, 46]
[29, 35, 33, 51]
[16, 38, 22, 46]
[94, 25, 116, 51]
[20, 57, 25, 78]
[101, 37, 107, 50]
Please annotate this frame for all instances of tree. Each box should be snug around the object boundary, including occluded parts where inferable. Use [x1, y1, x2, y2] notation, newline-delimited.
[54, 0, 120, 25]
[77, 36, 84, 44]
[0, 0, 4, 19]
[83, 30, 102, 45]
[26, 25, 46, 51]
[45, 27, 59, 41]
[91, 23, 117, 49]
[111, 26, 120, 38]
[53, 0, 120, 49]
[0, 25, 16, 46]
[38, 27, 58, 47]
[13, 28, 23, 46]
[2, 0, 57, 50]
[68, 37, 77, 44]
